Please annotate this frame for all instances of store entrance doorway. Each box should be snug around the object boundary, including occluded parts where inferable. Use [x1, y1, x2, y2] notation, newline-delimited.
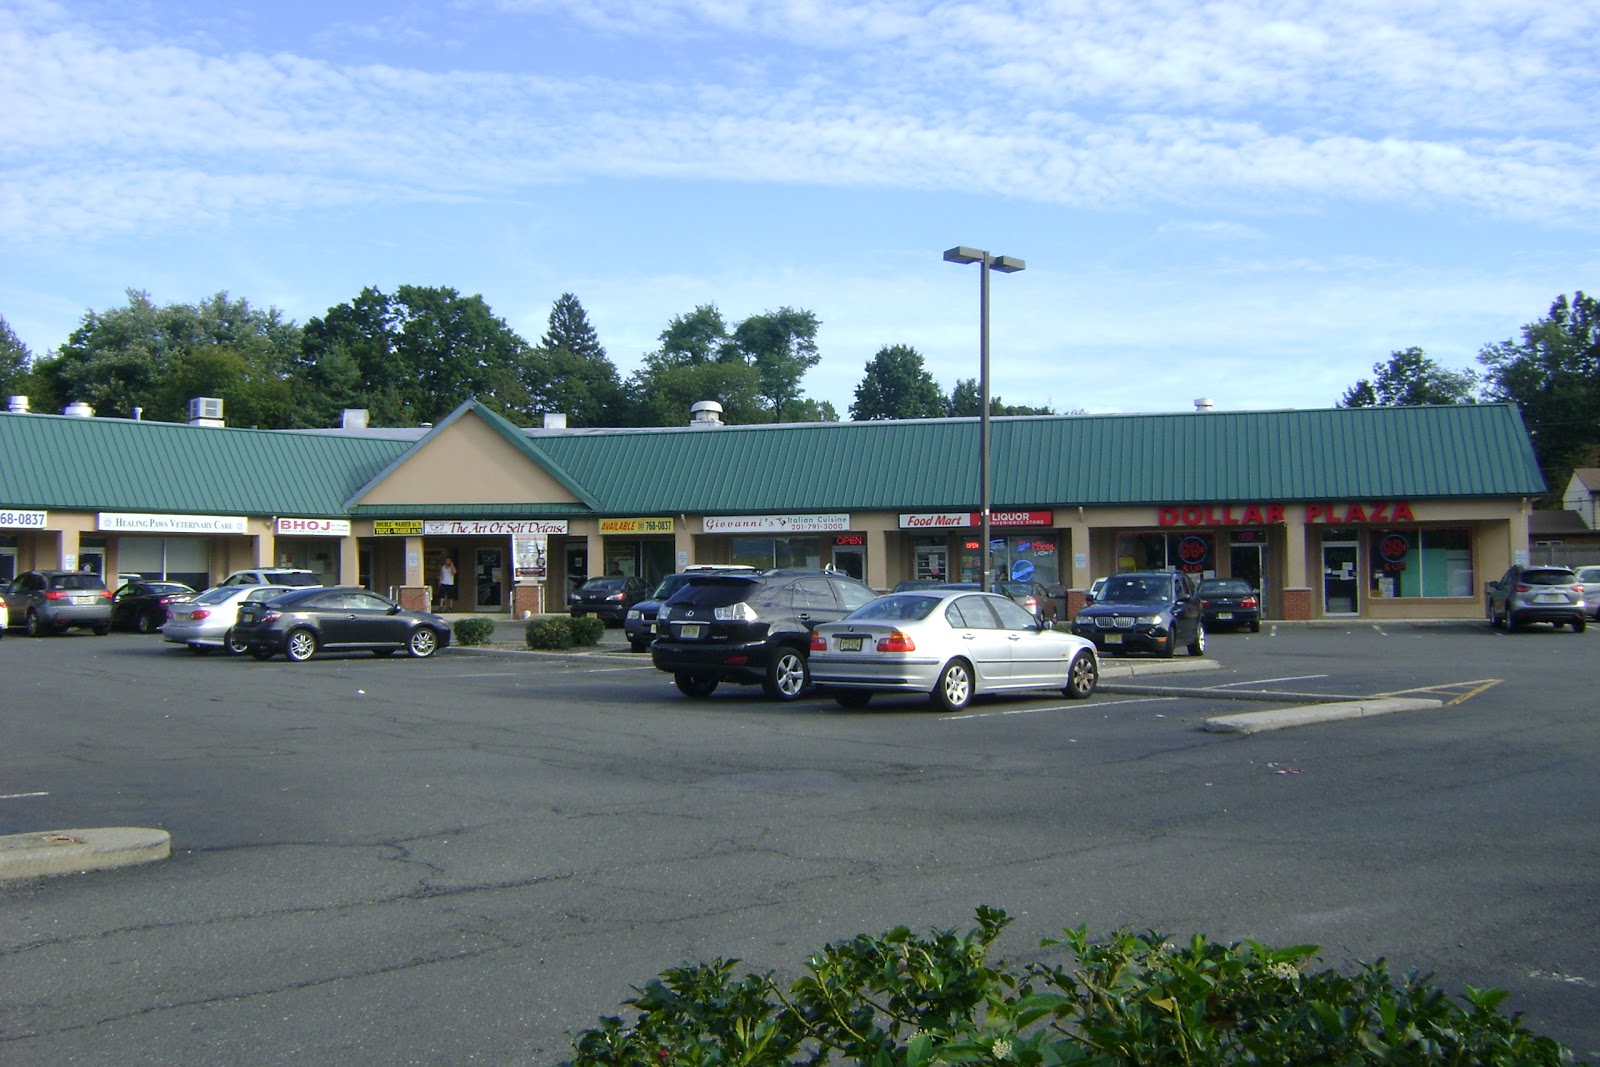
[1230, 542, 1265, 616]
[1322, 541, 1360, 616]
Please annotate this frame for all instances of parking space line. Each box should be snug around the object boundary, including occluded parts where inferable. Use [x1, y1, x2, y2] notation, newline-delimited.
[1208, 674, 1329, 689]
[1376, 678, 1503, 705]
[0, 792, 50, 800]
[944, 695, 1178, 720]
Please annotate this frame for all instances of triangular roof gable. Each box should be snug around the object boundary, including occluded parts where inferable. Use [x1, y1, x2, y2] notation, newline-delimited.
[343, 399, 600, 510]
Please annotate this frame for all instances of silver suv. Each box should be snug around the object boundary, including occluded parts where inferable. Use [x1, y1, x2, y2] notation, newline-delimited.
[6, 570, 113, 636]
[219, 568, 322, 587]
[1485, 564, 1587, 633]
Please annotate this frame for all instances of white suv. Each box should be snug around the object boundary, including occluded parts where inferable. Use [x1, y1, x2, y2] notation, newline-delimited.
[218, 568, 322, 588]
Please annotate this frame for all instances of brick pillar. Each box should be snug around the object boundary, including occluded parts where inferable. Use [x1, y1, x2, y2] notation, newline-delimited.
[1282, 586, 1312, 620]
[513, 583, 544, 617]
[1066, 590, 1089, 616]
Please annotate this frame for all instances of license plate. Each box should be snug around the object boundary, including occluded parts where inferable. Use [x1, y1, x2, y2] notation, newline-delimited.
[839, 636, 863, 652]
[1534, 593, 1564, 603]
[1216, 612, 1233, 620]
[679, 624, 702, 638]
[75, 595, 95, 604]
[1104, 633, 1122, 645]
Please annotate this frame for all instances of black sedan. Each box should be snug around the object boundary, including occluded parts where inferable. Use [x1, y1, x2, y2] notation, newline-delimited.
[568, 576, 650, 625]
[234, 586, 451, 661]
[111, 579, 197, 633]
[1195, 578, 1262, 632]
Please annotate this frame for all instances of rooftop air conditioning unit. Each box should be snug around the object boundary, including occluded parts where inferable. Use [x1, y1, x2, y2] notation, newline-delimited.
[189, 396, 225, 426]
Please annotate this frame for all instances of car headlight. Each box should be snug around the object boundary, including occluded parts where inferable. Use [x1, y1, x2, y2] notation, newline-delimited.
[1136, 614, 1164, 626]
[626, 609, 641, 620]
[1073, 614, 1092, 626]
[657, 605, 673, 622]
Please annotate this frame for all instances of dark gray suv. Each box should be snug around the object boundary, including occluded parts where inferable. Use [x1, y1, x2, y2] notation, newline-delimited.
[650, 569, 879, 700]
[1069, 570, 1205, 658]
[6, 570, 113, 636]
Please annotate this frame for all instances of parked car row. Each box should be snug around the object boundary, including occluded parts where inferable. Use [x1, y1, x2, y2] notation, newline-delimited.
[1485, 564, 1589, 632]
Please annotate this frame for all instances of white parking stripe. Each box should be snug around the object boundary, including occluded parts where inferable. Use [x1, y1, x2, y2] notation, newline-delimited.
[944, 695, 1178, 720]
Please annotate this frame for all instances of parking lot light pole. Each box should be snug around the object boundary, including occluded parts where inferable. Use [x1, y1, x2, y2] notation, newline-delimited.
[943, 246, 1025, 592]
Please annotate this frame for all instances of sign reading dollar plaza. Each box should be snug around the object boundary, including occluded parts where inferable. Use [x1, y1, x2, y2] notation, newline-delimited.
[422, 519, 569, 535]
[703, 514, 850, 533]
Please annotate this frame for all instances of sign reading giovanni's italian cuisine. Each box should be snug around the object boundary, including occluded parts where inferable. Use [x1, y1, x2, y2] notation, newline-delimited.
[98, 512, 248, 534]
[422, 519, 570, 535]
[703, 514, 850, 533]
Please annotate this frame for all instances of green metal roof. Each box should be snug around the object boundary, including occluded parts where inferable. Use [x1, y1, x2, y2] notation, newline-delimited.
[0, 413, 411, 516]
[0, 402, 1546, 520]
[527, 402, 1547, 512]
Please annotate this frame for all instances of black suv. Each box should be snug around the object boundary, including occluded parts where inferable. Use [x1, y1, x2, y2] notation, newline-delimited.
[650, 569, 878, 700]
[1069, 571, 1205, 658]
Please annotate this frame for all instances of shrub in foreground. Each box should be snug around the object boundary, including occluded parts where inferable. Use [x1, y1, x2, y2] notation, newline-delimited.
[570, 907, 1577, 1066]
[568, 615, 605, 646]
[526, 615, 576, 649]
[452, 617, 497, 646]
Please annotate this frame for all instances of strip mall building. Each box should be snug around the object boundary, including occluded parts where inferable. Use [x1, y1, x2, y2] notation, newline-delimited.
[0, 397, 1547, 621]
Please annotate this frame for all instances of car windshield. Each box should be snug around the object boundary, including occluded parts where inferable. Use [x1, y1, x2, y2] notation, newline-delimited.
[665, 577, 759, 608]
[1522, 570, 1575, 586]
[270, 572, 321, 586]
[1577, 567, 1600, 582]
[1200, 580, 1253, 594]
[581, 578, 628, 592]
[846, 595, 940, 622]
[1102, 576, 1169, 601]
[147, 582, 191, 595]
[192, 587, 242, 605]
[652, 575, 691, 598]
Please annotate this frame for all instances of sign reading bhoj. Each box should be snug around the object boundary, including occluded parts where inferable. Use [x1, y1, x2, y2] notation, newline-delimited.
[98, 512, 248, 534]
[422, 520, 570, 535]
[703, 514, 851, 533]
[276, 518, 350, 537]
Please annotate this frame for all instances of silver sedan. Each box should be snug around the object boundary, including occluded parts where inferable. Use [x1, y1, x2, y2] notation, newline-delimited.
[809, 590, 1100, 711]
[163, 584, 293, 654]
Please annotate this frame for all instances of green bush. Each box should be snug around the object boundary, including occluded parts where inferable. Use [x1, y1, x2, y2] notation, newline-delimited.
[452, 616, 497, 646]
[570, 907, 1578, 1066]
[569, 615, 605, 646]
[526, 615, 575, 649]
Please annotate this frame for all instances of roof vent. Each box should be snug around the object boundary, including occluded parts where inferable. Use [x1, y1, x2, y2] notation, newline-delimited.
[7, 395, 28, 414]
[188, 396, 225, 427]
[63, 400, 94, 418]
[543, 412, 568, 429]
[1194, 397, 1215, 412]
[689, 400, 724, 428]
[341, 408, 369, 430]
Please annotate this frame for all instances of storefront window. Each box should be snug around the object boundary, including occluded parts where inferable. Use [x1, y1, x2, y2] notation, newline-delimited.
[995, 533, 1060, 587]
[1370, 528, 1473, 598]
[728, 536, 821, 569]
[1115, 531, 1214, 575]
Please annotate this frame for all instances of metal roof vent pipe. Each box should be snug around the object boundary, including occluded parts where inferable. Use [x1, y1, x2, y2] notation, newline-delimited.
[1194, 397, 1215, 412]
[63, 400, 94, 418]
[131, 406, 143, 420]
[543, 412, 568, 429]
[689, 400, 724, 428]
[7, 395, 28, 414]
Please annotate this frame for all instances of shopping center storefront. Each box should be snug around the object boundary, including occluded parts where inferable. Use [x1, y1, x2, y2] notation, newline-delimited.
[0, 397, 1547, 621]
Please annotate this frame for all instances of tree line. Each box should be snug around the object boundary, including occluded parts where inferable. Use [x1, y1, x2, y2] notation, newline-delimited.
[0, 288, 1055, 433]
[1337, 291, 1599, 504]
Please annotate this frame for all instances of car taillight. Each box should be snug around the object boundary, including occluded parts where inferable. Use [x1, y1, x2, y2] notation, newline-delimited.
[810, 632, 827, 651]
[877, 631, 916, 652]
[1572, 585, 1584, 593]
[259, 610, 282, 623]
[190, 608, 212, 620]
[1199, 598, 1213, 608]
[1241, 596, 1258, 609]
[1514, 584, 1532, 593]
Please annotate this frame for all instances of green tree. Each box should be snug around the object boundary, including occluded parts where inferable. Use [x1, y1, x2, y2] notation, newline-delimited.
[32, 290, 302, 424]
[729, 307, 821, 421]
[1478, 292, 1600, 498]
[946, 378, 1057, 417]
[850, 344, 946, 420]
[622, 305, 765, 426]
[0, 315, 32, 400]
[1339, 346, 1479, 407]
[524, 293, 622, 426]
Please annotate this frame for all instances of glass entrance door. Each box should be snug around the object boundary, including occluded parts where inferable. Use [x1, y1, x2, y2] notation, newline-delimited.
[832, 544, 865, 581]
[1322, 542, 1360, 616]
[914, 545, 949, 582]
[1230, 542, 1265, 616]
[474, 547, 504, 610]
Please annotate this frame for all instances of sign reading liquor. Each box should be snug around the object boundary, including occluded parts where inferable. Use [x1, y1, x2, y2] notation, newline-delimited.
[1157, 502, 1416, 527]
[422, 519, 570, 535]
[599, 517, 675, 534]
[276, 517, 351, 537]
[0, 509, 47, 529]
[98, 512, 248, 534]
[703, 514, 850, 533]
[900, 510, 1054, 529]
[372, 520, 423, 536]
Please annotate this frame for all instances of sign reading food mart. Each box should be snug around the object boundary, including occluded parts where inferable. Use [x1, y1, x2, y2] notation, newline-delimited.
[703, 514, 850, 533]
[276, 517, 351, 537]
[599, 517, 675, 534]
[422, 519, 570, 535]
[98, 512, 248, 534]
[899, 511, 1054, 529]
[372, 520, 424, 536]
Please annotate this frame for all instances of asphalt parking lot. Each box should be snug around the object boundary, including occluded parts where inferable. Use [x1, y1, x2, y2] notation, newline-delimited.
[2, 620, 1596, 1063]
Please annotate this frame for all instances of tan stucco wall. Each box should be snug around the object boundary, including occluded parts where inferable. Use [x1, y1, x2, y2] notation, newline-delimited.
[354, 416, 582, 506]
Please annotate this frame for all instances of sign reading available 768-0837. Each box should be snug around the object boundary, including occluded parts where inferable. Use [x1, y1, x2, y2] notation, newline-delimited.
[1, 510, 49, 528]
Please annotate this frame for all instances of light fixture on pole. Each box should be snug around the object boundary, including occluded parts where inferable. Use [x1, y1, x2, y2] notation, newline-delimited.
[943, 246, 1025, 593]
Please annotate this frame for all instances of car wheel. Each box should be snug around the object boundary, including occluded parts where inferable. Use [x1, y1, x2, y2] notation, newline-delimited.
[1158, 633, 1176, 658]
[25, 610, 44, 637]
[932, 659, 973, 712]
[1188, 624, 1206, 656]
[629, 639, 649, 653]
[284, 628, 318, 662]
[762, 647, 810, 701]
[407, 627, 439, 658]
[1063, 650, 1098, 699]
[674, 672, 719, 698]
[224, 630, 249, 655]
[1249, 618, 1261, 633]
[1573, 617, 1587, 634]
[136, 611, 158, 634]
[834, 691, 873, 708]
[249, 645, 274, 660]
[1506, 613, 1521, 633]
[92, 623, 110, 636]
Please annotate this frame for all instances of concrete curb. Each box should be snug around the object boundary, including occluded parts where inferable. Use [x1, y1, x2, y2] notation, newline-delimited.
[1202, 697, 1444, 735]
[0, 827, 171, 882]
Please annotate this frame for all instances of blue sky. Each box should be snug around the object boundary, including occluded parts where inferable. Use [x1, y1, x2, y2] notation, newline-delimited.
[3, 0, 1595, 417]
